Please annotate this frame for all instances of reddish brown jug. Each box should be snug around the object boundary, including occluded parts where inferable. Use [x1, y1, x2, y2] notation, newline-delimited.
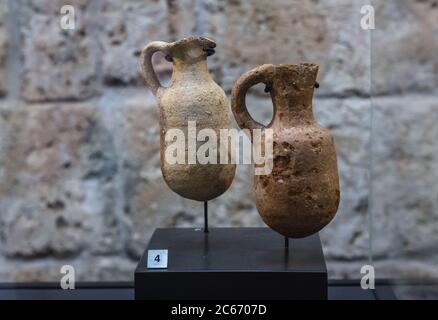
[231, 63, 340, 238]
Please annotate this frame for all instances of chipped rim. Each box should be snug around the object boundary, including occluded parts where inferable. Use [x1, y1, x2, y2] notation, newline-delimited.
[170, 36, 216, 49]
[276, 63, 319, 70]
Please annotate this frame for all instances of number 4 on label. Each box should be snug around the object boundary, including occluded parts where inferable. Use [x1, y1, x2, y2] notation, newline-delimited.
[147, 249, 168, 269]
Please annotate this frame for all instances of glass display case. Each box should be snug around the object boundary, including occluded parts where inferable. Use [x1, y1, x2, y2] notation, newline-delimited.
[0, 0, 437, 300]
[369, 0, 438, 299]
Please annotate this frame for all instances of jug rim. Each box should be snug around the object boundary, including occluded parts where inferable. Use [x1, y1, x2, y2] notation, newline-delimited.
[272, 63, 319, 80]
[170, 36, 216, 49]
[275, 63, 318, 70]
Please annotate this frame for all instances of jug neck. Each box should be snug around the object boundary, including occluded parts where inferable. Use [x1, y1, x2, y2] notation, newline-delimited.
[167, 37, 216, 83]
[271, 88, 315, 126]
[172, 58, 212, 82]
[268, 64, 318, 126]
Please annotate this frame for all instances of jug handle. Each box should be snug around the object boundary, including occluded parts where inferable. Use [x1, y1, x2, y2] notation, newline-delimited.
[140, 41, 169, 96]
[231, 64, 275, 133]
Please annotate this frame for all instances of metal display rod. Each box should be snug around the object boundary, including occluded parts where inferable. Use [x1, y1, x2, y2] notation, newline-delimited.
[204, 201, 209, 233]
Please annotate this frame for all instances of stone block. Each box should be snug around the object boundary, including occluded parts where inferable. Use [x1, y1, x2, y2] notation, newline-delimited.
[18, 0, 98, 101]
[372, 0, 438, 95]
[217, 0, 371, 95]
[97, 0, 172, 86]
[370, 95, 438, 258]
[0, 102, 122, 257]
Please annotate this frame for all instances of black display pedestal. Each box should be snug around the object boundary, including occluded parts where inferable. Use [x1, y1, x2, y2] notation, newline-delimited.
[135, 227, 327, 300]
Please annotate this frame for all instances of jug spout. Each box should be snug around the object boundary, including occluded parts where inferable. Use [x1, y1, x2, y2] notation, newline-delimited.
[271, 63, 318, 101]
[166, 37, 216, 82]
[168, 37, 215, 69]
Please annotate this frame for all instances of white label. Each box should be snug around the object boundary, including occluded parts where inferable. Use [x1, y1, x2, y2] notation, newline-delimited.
[147, 249, 168, 269]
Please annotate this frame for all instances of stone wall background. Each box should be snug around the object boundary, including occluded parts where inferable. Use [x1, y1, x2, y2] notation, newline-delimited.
[0, 0, 437, 282]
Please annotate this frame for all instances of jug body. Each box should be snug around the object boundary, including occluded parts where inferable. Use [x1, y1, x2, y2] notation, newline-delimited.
[141, 37, 235, 201]
[231, 64, 340, 238]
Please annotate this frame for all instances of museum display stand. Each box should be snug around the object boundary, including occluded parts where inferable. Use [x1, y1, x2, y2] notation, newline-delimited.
[135, 204, 328, 300]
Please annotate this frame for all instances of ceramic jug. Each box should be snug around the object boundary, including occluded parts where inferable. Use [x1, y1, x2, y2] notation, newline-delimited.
[231, 63, 340, 238]
[140, 37, 235, 201]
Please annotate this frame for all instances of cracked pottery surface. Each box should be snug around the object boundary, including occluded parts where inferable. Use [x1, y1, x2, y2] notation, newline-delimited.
[140, 37, 235, 201]
[232, 63, 340, 238]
